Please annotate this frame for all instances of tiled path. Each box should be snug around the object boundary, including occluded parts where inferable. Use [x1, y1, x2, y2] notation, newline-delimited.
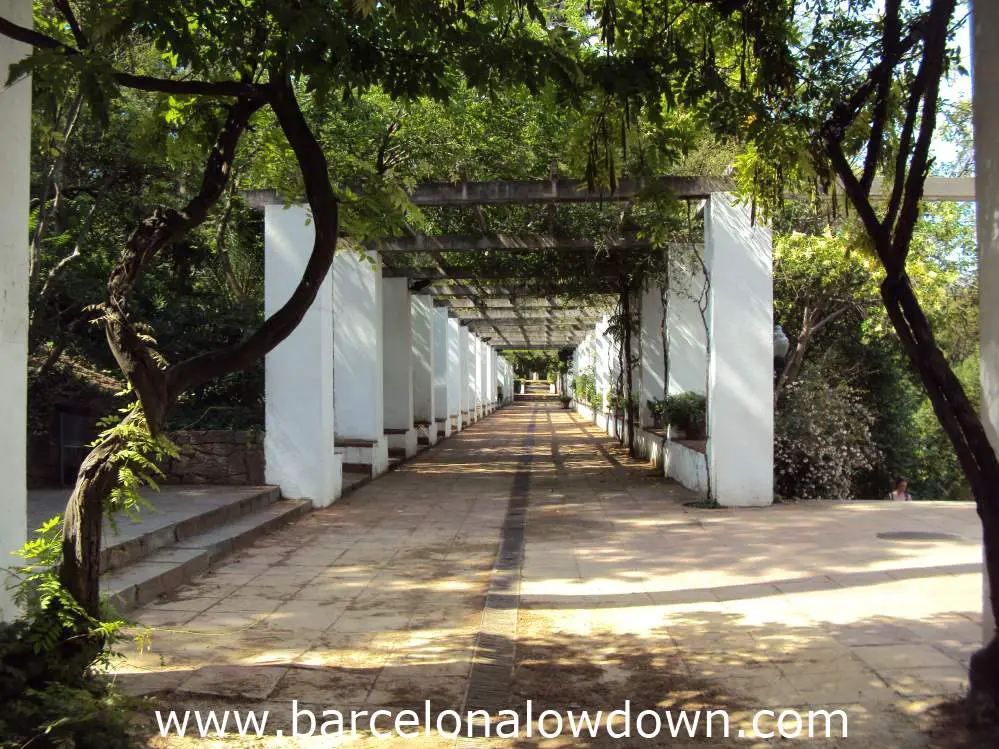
[124, 403, 983, 747]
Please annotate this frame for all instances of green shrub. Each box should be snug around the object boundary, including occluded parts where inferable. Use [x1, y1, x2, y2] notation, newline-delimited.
[0, 399, 163, 749]
[775, 365, 881, 499]
[647, 397, 666, 418]
[608, 392, 638, 415]
[663, 392, 707, 436]
[0, 618, 135, 749]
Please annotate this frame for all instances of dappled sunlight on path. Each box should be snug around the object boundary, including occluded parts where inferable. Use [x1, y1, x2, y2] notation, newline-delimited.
[115, 403, 982, 747]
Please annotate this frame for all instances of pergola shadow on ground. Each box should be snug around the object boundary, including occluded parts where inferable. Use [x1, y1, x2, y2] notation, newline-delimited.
[115, 404, 983, 747]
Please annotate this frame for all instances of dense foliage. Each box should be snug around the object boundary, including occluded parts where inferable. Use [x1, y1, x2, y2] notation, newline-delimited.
[772, 199, 979, 500]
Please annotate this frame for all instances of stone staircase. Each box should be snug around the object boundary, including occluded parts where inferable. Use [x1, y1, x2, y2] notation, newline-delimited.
[515, 379, 562, 402]
[79, 486, 310, 611]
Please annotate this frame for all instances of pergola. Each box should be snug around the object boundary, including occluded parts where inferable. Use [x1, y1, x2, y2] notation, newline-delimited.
[246, 176, 725, 349]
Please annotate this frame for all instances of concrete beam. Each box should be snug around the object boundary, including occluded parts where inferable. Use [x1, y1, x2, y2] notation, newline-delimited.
[244, 177, 731, 209]
[369, 233, 675, 253]
[460, 313, 604, 323]
[867, 176, 975, 202]
[426, 283, 618, 298]
[495, 344, 570, 350]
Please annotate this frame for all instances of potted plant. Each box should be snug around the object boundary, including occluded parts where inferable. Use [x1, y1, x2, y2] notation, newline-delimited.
[665, 392, 707, 440]
[647, 397, 666, 429]
[559, 394, 572, 409]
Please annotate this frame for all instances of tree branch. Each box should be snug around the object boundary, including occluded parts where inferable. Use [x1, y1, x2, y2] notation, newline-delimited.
[165, 77, 340, 397]
[104, 96, 263, 429]
[823, 16, 924, 139]
[0, 15, 264, 99]
[892, 0, 955, 263]
[884, 59, 927, 230]
[861, 0, 901, 194]
[53, 0, 88, 49]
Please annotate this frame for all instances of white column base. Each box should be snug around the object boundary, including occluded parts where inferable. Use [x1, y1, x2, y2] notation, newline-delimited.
[417, 421, 439, 446]
[338, 438, 389, 477]
[436, 417, 452, 440]
[386, 428, 419, 458]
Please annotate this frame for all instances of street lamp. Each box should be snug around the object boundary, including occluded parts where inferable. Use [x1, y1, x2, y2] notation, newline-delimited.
[773, 324, 790, 361]
[774, 324, 790, 384]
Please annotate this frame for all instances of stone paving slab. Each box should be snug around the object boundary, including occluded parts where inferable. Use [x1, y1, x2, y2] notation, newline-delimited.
[119, 403, 984, 748]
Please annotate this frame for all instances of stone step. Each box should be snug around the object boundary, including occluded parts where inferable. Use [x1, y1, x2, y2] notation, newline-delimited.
[100, 486, 281, 574]
[342, 462, 373, 475]
[102, 498, 310, 611]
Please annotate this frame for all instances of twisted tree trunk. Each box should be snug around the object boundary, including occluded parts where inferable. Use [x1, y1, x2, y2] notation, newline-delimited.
[817, 0, 999, 713]
[59, 78, 341, 619]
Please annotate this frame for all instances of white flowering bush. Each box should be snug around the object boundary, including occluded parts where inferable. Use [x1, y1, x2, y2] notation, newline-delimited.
[775, 366, 881, 500]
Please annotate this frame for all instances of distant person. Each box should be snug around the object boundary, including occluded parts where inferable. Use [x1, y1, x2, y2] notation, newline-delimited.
[888, 478, 913, 502]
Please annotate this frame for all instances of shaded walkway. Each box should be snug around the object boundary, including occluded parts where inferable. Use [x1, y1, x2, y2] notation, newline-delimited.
[120, 402, 982, 747]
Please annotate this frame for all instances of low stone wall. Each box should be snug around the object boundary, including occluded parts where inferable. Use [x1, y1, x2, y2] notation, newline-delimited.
[162, 430, 264, 485]
[665, 441, 708, 498]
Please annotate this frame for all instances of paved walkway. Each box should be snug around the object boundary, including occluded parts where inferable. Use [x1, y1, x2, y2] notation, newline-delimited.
[122, 403, 983, 747]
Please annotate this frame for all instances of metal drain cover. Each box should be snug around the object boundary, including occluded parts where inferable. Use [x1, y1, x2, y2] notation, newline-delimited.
[877, 531, 963, 542]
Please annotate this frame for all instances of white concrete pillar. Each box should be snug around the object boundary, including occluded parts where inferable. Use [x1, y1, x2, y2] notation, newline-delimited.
[447, 317, 462, 431]
[496, 357, 505, 404]
[508, 357, 514, 402]
[264, 206, 340, 508]
[382, 278, 417, 458]
[973, 0, 999, 644]
[334, 250, 389, 476]
[704, 193, 774, 507]
[482, 341, 490, 411]
[640, 281, 665, 427]
[458, 325, 469, 425]
[464, 328, 476, 423]
[474, 336, 484, 419]
[432, 306, 451, 439]
[596, 315, 613, 415]
[479, 340, 488, 411]
[0, 0, 31, 620]
[411, 294, 436, 447]
[489, 349, 498, 408]
[669, 252, 708, 396]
